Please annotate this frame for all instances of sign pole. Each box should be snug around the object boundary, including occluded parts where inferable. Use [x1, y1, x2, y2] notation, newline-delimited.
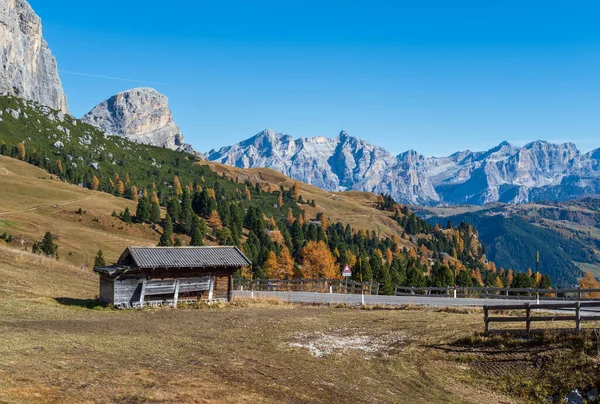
[536, 251, 540, 305]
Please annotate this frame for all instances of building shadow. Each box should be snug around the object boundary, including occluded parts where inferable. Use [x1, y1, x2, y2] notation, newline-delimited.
[54, 297, 104, 309]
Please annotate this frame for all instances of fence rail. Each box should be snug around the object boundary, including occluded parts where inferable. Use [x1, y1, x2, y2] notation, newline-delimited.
[484, 301, 600, 335]
[234, 278, 379, 295]
[395, 285, 600, 300]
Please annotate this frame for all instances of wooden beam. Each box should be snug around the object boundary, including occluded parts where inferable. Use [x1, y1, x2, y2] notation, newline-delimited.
[173, 279, 180, 308]
[208, 274, 214, 301]
[139, 279, 147, 307]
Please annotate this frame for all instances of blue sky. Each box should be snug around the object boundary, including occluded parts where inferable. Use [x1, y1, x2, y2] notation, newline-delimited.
[30, 0, 600, 156]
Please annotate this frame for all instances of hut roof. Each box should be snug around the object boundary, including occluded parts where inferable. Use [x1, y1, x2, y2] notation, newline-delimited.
[119, 246, 252, 269]
[94, 246, 252, 275]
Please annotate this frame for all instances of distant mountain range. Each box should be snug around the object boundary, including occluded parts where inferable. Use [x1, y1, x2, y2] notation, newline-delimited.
[207, 129, 600, 206]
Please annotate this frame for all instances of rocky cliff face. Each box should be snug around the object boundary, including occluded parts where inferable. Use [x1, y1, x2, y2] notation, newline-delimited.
[0, 0, 68, 113]
[207, 131, 600, 206]
[82, 88, 192, 152]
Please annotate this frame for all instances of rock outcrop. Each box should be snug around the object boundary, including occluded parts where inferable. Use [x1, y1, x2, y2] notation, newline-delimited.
[82, 88, 192, 152]
[207, 130, 600, 206]
[0, 0, 69, 113]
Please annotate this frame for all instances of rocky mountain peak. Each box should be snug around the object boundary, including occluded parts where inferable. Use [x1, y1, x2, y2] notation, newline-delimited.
[82, 88, 192, 152]
[208, 131, 600, 206]
[0, 0, 69, 113]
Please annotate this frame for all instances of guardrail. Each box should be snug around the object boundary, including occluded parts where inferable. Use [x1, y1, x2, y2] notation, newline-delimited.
[395, 285, 600, 300]
[234, 278, 380, 295]
[484, 302, 600, 335]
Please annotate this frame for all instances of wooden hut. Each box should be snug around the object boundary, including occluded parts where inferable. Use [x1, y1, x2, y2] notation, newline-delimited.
[94, 246, 251, 308]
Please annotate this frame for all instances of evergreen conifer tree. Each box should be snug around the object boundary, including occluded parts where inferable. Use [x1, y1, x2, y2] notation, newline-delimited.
[159, 215, 174, 246]
[94, 249, 106, 267]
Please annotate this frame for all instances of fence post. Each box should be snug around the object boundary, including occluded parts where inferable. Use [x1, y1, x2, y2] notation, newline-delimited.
[484, 306, 489, 336]
[576, 302, 581, 333]
[526, 303, 531, 335]
[505, 288, 509, 297]
[485, 287, 489, 299]
[578, 287, 583, 300]
[410, 286, 414, 295]
[528, 288, 532, 298]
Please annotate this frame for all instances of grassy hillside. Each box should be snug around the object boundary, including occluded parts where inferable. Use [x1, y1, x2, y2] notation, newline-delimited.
[201, 161, 408, 239]
[0, 155, 159, 266]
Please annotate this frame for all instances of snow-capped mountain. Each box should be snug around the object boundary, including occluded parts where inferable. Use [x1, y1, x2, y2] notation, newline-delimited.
[207, 129, 600, 206]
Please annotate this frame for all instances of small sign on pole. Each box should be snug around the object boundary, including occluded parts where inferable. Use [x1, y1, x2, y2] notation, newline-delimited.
[342, 264, 352, 277]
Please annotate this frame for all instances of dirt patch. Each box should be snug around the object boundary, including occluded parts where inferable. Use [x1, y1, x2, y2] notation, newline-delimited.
[287, 327, 409, 358]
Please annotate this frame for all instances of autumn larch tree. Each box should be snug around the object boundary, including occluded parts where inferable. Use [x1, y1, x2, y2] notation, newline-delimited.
[263, 251, 279, 279]
[579, 272, 600, 298]
[207, 209, 223, 230]
[173, 175, 183, 196]
[91, 176, 100, 191]
[130, 185, 139, 202]
[17, 143, 25, 161]
[301, 240, 338, 279]
[277, 246, 295, 279]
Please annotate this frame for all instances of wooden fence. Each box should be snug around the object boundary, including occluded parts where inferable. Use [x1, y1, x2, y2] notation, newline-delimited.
[484, 302, 600, 335]
[234, 278, 380, 295]
[395, 285, 600, 300]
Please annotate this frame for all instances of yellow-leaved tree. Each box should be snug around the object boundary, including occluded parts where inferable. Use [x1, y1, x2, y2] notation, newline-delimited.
[300, 241, 339, 279]
[263, 251, 279, 279]
[579, 272, 600, 298]
[173, 175, 183, 196]
[91, 175, 100, 191]
[277, 247, 295, 279]
[207, 210, 222, 230]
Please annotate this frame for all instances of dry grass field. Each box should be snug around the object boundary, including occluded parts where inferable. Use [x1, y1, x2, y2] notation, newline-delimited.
[3, 244, 600, 403]
[0, 244, 516, 404]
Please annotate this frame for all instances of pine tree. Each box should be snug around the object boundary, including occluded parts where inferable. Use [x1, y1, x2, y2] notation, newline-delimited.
[159, 215, 174, 246]
[167, 198, 182, 223]
[190, 219, 205, 246]
[40, 232, 58, 259]
[379, 266, 394, 295]
[122, 207, 132, 224]
[150, 201, 161, 223]
[135, 197, 150, 223]
[217, 228, 234, 245]
[94, 249, 106, 267]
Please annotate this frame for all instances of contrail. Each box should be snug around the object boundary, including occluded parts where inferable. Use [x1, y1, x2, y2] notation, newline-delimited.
[59, 70, 169, 86]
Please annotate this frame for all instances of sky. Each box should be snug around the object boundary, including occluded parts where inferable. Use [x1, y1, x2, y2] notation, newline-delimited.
[30, 0, 600, 156]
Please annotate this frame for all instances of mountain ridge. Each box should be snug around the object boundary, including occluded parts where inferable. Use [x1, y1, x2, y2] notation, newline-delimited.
[207, 129, 600, 206]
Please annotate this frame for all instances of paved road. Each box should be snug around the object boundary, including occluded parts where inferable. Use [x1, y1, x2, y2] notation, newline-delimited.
[233, 290, 545, 307]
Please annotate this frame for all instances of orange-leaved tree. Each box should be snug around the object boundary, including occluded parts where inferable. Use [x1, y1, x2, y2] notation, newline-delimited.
[579, 272, 600, 298]
[300, 241, 339, 279]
